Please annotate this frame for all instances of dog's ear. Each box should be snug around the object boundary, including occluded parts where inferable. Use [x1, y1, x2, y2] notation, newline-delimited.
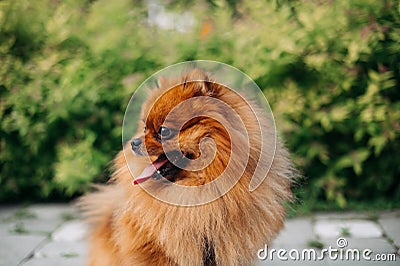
[183, 68, 217, 96]
[156, 77, 171, 90]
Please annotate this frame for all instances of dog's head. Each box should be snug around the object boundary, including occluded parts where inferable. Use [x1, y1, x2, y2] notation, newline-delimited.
[129, 69, 250, 187]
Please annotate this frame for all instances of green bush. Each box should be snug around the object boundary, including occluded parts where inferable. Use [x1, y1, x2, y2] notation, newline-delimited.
[0, 0, 154, 200]
[1, 0, 399, 209]
[241, 0, 400, 209]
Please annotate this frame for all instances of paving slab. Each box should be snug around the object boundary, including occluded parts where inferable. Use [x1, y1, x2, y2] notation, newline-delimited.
[0, 220, 18, 236]
[28, 204, 80, 222]
[23, 257, 86, 266]
[0, 205, 20, 220]
[0, 204, 79, 237]
[379, 216, 400, 247]
[256, 260, 330, 266]
[272, 218, 315, 249]
[34, 241, 87, 259]
[314, 212, 371, 220]
[0, 206, 30, 236]
[1, 204, 400, 266]
[0, 235, 46, 266]
[325, 259, 399, 266]
[52, 220, 88, 242]
[16, 219, 61, 236]
[379, 210, 400, 219]
[314, 219, 382, 238]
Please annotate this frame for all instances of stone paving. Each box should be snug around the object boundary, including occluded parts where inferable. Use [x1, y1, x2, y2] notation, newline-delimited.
[0, 204, 399, 266]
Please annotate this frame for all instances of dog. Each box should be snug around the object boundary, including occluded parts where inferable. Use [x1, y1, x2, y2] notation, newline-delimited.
[79, 68, 294, 265]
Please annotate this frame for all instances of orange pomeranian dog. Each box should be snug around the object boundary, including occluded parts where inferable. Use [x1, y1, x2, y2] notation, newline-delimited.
[80, 67, 295, 265]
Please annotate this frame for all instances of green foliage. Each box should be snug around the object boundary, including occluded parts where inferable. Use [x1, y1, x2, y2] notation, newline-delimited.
[307, 239, 324, 250]
[0, 0, 152, 201]
[255, 0, 400, 209]
[1, 0, 399, 209]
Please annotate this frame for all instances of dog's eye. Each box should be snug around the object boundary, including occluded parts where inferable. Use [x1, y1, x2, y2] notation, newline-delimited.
[143, 126, 146, 134]
[158, 126, 173, 140]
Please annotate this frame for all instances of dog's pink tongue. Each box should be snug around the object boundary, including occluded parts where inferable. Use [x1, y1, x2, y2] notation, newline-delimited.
[133, 159, 168, 185]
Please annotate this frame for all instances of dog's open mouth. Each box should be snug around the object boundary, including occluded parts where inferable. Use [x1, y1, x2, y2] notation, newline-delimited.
[133, 151, 190, 185]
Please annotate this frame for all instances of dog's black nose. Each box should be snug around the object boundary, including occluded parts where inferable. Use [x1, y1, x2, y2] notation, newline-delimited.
[131, 138, 142, 151]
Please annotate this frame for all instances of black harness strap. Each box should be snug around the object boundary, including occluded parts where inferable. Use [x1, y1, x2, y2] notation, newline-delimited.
[202, 238, 216, 266]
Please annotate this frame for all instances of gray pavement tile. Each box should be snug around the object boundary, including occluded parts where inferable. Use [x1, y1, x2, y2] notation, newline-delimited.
[256, 258, 330, 265]
[314, 219, 382, 238]
[0, 235, 46, 266]
[2, 205, 399, 266]
[28, 204, 79, 220]
[52, 220, 88, 242]
[0, 221, 15, 236]
[0, 204, 80, 237]
[326, 260, 399, 266]
[0, 205, 20, 220]
[272, 218, 315, 249]
[0, 217, 58, 237]
[34, 241, 87, 259]
[28, 204, 80, 231]
[18, 219, 61, 236]
[379, 216, 400, 247]
[379, 210, 400, 219]
[314, 212, 370, 220]
[23, 257, 86, 266]
[0, 206, 31, 236]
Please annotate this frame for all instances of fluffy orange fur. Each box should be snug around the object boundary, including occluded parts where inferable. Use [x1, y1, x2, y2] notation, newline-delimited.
[79, 69, 294, 265]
